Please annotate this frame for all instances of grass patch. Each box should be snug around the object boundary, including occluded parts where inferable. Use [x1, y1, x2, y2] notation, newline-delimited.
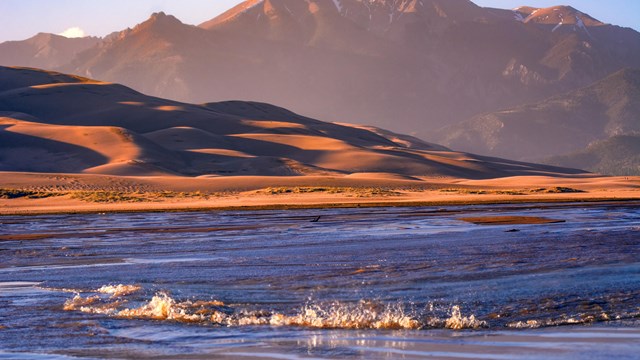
[440, 187, 585, 195]
[259, 187, 402, 197]
[69, 190, 217, 203]
[1, 188, 221, 203]
[158, 191, 214, 199]
[0, 189, 64, 199]
[70, 191, 149, 203]
[439, 188, 525, 195]
[459, 216, 566, 225]
[529, 187, 585, 194]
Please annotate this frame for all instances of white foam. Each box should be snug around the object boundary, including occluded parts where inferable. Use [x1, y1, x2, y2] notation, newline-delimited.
[63, 288, 490, 331]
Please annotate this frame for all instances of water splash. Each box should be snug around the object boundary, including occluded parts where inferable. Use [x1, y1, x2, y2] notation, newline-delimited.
[506, 311, 640, 329]
[230, 301, 421, 329]
[62, 286, 489, 330]
[96, 284, 142, 298]
[443, 305, 487, 330]
[61, 284, 640, 331]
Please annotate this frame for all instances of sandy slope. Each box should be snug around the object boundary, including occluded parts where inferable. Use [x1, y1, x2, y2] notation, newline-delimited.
[0, 66, 586, 180]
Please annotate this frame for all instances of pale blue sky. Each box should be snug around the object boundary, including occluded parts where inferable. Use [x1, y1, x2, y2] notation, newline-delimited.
[0, 0, 638, 42]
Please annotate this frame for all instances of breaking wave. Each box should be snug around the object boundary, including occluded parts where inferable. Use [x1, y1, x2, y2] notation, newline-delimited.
[96, 284, 142, 298]
[62, 285, 487, 330]
[507, 310, 640, 329]
[64, 285, 639, 331]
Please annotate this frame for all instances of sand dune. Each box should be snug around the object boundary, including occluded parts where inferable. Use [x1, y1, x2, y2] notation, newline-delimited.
[2, 66, 635, 215]
[0, 66, 587, 181]
[0, 117, 182, 176]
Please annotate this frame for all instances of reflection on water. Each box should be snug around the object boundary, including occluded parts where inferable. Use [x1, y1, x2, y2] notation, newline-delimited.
[1, 202, 639, 359]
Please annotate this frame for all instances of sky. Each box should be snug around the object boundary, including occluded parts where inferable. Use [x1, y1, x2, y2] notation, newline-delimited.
[0, 0, 638, 43]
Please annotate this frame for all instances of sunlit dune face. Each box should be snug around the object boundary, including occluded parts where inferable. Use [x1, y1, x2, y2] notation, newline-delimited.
[0, 117, 21, 126]
[29, 82, 107, 89]
[241, 120, 306, 129]
[230, 134, 351, 151]
[118, 103, 183, 112]
[154, 105, 184, 112]
[119, 101, 146, 106]
[187, 149, 255, 158]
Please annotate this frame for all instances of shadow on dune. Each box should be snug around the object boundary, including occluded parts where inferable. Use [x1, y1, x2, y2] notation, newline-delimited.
[0, 125, 108, 173]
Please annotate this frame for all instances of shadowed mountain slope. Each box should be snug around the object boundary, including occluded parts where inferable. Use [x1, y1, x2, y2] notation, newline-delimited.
[438, 68, 640, 166]
[0, 33, 99, 69]
[27, 0, 636, 140]
[545, 134, 640, 176]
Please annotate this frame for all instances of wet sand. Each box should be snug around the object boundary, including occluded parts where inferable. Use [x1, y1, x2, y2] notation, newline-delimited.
[211, 327, 640, 360]
[458, 216, 566, 225]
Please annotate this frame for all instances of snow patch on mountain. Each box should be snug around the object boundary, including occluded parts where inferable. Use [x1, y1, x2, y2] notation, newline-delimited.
[576, 16, 593, 38]
[242, 0, 264, 14]
[332, 0, 343, 13]
[552, 21, 563, 32]
[513, 11, 525, 22]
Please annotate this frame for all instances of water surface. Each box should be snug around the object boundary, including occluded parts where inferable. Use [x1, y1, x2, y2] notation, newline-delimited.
[1, 202, 639, 359]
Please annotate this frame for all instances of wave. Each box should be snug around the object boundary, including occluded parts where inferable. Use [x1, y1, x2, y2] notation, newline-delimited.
[62, 284, 639, 331]
[95, 284, 142, 298]
[507, 311, 640, 329]
[62, 285, 486, 330]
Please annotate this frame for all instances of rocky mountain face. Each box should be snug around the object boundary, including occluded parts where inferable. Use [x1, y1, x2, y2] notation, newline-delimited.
[545, 134, 640, 176]
[438, 68, 640, 175]
[1, 1, 639, 174]
[0, 33, 99, 69]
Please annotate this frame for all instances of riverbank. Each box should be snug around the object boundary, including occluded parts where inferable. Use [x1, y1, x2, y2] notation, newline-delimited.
[1, 172, 639, 215]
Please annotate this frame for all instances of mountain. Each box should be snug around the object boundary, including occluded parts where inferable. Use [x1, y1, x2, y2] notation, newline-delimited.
[45, 0, 639, 140]
[0, 33, 99, 69]
[545, 134, 640, 176]
[0, 66, 582, 178]
[62, 12, 225, 101]
[517, 5, 603, 26]
[438, 68, 640, 164]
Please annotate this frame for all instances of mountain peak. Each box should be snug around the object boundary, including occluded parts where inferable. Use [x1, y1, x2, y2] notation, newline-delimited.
[132, 11, 189, 36]
[522, 5, 604, 26]
[199, 0, 265, 29]
[139, 11, 184, 28]
[513, 6, 538, 16]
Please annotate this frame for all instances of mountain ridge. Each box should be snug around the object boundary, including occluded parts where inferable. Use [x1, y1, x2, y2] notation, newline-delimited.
[0, 33, 99, 70]
[545, 134, 640, 176]
[437, 68, 640, 171]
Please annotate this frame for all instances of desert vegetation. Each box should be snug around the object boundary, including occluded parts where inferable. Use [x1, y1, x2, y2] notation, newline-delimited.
[439, 187, 584, 195]
[258, 187, 403, 197]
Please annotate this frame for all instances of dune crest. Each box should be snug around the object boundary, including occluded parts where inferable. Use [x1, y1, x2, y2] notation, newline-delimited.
[0, 66, 585, 179]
